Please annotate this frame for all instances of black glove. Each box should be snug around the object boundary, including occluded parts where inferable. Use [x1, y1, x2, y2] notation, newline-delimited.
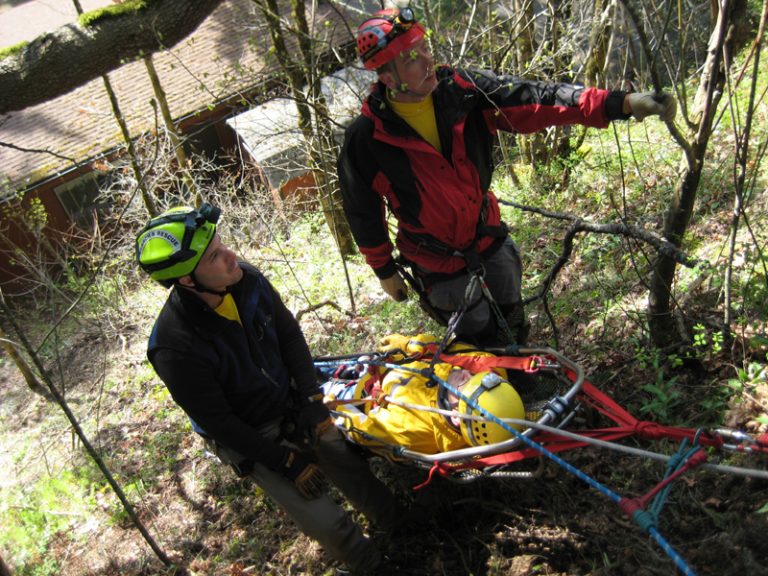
[297, 396, 332, 446]
[282, 449, 326, 500]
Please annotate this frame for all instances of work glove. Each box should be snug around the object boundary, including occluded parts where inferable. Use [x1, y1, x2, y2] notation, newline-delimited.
[296, 394, 333, 446]
[379, 273, 408, 302]
[282, 449, 327, 500]
[378, 333, 411, 354]
[626, 92, 677, 122]
[371, 385, 389, 408]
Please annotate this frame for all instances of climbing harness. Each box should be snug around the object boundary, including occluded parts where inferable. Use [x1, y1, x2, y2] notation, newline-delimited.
[397, 245, 521, 348]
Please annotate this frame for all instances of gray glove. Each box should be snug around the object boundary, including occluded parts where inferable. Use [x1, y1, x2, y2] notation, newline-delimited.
[626, 92, 677, 122]
[379, 273, 408, 302]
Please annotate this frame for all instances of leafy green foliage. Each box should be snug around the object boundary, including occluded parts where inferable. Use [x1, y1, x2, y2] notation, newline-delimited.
[728, 358, 767, 397]
[0, 40, 29, 60]
[635, 346, 684, 422]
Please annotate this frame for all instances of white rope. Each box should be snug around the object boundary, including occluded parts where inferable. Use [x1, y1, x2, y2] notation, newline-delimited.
[334, 396, 768, 480]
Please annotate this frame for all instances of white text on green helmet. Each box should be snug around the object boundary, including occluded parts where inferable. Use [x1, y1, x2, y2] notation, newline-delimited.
[138, 229, 182, 257]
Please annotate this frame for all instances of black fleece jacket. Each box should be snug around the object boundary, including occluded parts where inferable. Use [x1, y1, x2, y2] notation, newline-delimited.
[147, 263, 320, 470]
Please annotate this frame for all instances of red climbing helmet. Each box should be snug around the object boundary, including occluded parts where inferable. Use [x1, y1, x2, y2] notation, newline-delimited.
[356, 7, 426, 70]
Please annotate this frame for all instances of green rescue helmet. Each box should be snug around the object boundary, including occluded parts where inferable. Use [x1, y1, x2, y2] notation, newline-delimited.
[135, 203, 220, 287]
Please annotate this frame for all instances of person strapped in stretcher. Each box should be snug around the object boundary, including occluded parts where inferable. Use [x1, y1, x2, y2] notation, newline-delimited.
[320, 334, 526, 457]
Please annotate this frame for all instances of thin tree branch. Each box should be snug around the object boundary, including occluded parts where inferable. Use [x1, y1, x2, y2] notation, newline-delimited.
[617, 0, 693, 160]
[0, 140, 76, 162]
[0, 291, 181, 572]
[499, 200, 698, 308]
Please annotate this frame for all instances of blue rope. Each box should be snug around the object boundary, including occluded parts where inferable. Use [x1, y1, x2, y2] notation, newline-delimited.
[649, 526, 697, 575]
[648, 439, 703, 524]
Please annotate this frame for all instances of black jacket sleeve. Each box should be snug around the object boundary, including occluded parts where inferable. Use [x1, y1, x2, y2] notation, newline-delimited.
[458, 68, 630, 132]
[151, 346, 291, 471]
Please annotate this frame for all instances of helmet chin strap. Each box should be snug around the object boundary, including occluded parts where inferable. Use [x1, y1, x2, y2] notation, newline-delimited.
[388, 67, 430, 99]
[188, 271, 231, 297]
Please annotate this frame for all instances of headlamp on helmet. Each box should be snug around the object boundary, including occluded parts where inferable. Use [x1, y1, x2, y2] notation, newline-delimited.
[457, 372, 525, 446]
[135, 203, 220, 287]
[356, 7, 425, 71]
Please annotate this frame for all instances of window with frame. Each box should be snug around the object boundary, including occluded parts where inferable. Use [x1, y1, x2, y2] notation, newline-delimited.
[53, 170, 110, 229]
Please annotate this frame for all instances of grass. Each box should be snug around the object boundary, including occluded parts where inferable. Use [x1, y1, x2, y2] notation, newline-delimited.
[0, 469, 94, 575]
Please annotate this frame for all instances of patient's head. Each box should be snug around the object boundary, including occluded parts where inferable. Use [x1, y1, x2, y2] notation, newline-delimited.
[446, 371, 526, 446]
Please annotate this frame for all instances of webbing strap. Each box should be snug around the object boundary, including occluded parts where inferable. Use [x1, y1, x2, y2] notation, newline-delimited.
[580, 381, 726, 449]
[417, 342, 541, 373]
[435, 351, 542, 373]
[412, 462, 454, 490]
[399, 200, 508, 261]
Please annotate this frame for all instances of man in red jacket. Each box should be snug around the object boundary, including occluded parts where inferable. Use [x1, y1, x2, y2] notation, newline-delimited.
[338, 7, 676, 346]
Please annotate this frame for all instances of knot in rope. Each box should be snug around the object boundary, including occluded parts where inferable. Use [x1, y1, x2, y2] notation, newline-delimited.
[619, 498, 656, 532]
[667, 451, 686, 469]
[685, 449, 708, 469]
[635, 421, 667, 439]
[632, 509, 657, 532]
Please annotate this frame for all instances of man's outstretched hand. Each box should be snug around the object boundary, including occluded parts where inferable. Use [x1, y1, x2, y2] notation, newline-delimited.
[625, 92, 677, 122]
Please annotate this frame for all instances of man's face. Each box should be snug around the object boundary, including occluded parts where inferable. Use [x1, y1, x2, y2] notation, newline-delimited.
[185, 233, 243, 291]
[384, 38, 437, 101]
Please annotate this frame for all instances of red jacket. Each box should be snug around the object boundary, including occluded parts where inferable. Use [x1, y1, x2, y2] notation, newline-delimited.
[338, 66, 629, 278]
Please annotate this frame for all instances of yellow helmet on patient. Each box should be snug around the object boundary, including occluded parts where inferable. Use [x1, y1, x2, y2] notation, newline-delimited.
[458, 372, 525, 446]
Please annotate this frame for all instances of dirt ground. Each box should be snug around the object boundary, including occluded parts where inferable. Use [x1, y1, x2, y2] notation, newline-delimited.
[2, 327, 768, 576]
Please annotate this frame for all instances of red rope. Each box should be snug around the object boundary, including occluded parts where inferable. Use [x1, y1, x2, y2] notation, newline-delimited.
[412, 462, 454, 490]
[634, 450, 709, 509]
[579, 381, 726, 449]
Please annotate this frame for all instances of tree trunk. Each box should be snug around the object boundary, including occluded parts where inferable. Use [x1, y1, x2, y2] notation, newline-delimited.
[0, 0, 223, 114]
[0, 297, 178, 571]
[512, 0, 535, 73]
[289, 0, 355, 256]
[0, 323, 52, 401]
[584, 0, 614, 87]
[254, 0, 355, 255]
[648, 0, 734, 346]
[70, 0, 156, 216]
[648, 167, 703, 343]
[513, 0, 546, 165]
[0, 552, 13, 576]
[143, 55, 197, 202]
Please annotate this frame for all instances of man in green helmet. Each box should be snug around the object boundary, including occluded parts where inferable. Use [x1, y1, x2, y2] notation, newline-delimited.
[136, 203, 400, 574]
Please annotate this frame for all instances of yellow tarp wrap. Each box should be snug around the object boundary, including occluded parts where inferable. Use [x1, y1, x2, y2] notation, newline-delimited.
[329, 334, 506, 456]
